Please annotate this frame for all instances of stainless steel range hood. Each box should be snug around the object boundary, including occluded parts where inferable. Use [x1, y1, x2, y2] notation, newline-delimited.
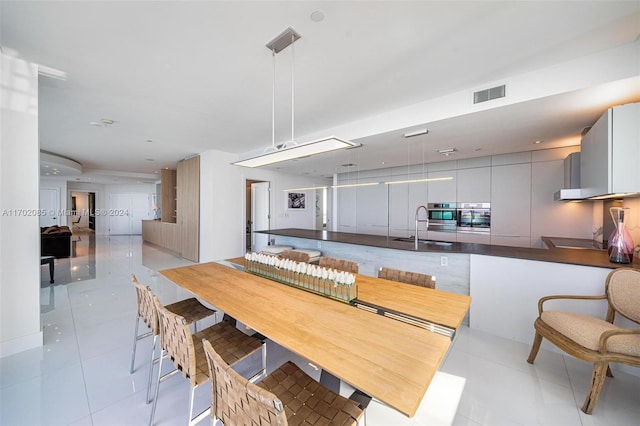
[554, 152, 583, 201]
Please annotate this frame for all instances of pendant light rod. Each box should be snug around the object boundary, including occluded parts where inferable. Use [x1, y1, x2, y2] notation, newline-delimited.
[291, 31, 295, 143]
[271, 48, 276, 150]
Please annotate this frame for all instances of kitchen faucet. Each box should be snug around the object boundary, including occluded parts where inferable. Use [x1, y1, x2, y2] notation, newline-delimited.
[415, 205, 429, 250]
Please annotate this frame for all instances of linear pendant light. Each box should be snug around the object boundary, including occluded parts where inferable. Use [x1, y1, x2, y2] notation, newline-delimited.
[235, 136, 358, 168]
[233, 27, 358, 168]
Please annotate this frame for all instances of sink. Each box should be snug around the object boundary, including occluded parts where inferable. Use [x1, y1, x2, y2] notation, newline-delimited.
[393, 237, 453, 246]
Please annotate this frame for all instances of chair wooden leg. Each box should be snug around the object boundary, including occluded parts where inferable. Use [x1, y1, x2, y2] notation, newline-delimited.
[527, 331, 543, 364]
[581, 362, 608, 414]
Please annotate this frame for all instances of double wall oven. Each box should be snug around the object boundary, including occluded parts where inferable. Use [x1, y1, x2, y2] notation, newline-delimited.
[426, 202, 491, 234]
[426, 203, 458, 233]
[457, 202, 491, 233]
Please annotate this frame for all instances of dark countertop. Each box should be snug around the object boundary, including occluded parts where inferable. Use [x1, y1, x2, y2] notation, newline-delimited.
[258, 228, 639, 270]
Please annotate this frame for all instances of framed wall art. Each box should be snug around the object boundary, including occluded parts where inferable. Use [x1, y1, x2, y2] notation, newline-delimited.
[287, 192, 306, 210]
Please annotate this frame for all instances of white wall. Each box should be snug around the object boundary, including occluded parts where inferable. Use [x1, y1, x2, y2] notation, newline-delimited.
[0, 54, 42, 357]
[199, 149, 331, 262]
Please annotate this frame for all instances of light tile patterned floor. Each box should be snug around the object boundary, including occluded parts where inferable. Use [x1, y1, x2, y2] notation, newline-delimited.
[1, 233, 638, 425]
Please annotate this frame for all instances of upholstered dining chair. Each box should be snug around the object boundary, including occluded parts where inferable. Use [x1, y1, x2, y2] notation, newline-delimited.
[130, 275, 217, 403]
[150, 295, 266, 426]
[527, 267, 640, 414]
[378, 266, 436, 289]
[203, 339, 365, 426]
[319, 256, 359, 274]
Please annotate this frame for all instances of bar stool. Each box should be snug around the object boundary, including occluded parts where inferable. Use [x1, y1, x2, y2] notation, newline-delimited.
[150, 295, 266, 426]
[129, 275, 217, 403]
[378, 266, 436, 288]
[319, 256, 359, 274]
[203, 339, 364, 425]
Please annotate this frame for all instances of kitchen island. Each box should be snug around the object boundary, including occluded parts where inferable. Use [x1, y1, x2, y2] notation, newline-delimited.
[258, 228, 629, 269]
[256, 228, 638, 377]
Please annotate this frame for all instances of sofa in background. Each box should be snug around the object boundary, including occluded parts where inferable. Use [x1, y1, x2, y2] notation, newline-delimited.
[41, 225, 72, 258]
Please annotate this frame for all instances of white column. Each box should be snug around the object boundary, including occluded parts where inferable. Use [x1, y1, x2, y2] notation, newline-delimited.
[0, 54, 42, 357]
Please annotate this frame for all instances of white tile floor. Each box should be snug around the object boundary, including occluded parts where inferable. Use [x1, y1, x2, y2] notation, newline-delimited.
[1, 233, 638, 426]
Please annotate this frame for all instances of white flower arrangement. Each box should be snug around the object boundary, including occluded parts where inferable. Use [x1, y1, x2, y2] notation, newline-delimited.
[244, 252, 357, 302]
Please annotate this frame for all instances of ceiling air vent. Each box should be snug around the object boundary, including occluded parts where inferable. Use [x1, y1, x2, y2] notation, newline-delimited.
[473, 85, 506, 104]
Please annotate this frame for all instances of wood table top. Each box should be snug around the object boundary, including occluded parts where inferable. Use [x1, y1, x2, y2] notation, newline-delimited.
[226, 257, 471, 330]
[160, 260, 470, 417]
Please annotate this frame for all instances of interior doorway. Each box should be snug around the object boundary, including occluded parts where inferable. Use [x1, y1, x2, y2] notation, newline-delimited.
[70, 191, 96, 232]
[246, 179, 270, 253]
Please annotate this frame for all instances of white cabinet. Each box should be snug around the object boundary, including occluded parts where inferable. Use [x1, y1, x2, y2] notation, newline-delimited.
[337, 186, 357, 233]
[427, 170, 457, 203]
[408, 180, 429, 236]
[356, 183, 388, 235]
[457, 167, 491, 202]
[427, 230, 457, 242]
[491, 163, 531, 247]
[580, 102, 640, 198]
[388, 183, 409, 237]
[457, 232, 490, 244]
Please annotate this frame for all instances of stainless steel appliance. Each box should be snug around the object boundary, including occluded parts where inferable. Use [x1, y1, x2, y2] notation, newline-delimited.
[426, 203, 458, 233]
[457, 203, 491, 233]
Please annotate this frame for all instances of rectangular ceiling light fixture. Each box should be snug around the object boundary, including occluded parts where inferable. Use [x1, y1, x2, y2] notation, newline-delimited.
[403, 129, 428, 138]
[233, 137, 360, 168]
[385, 177, 453, 185]
[332, 182, 380, 189]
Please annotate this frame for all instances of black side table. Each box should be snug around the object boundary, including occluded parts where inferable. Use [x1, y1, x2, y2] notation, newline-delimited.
[40, 256, 55, 283]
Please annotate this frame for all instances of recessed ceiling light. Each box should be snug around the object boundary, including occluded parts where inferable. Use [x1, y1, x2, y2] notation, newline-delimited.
[341, 163, 356, 167]
[534, 140, 543, 144]
[90, 121, 101, 127]
[145, 158, 155, 162]
[310, 11, 325, 22]
[101, 118, 115, 125]
[146, 139, 153, 143]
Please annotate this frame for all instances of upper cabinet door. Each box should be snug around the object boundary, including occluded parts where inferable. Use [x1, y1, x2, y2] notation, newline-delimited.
[457, 167, 491, 202]
[337, 186, 357, 232]
[388, 182, 410, 237]
[490, 162, 531, 247]
[428, 170, 457, 203]
[356, 183, 388, 235]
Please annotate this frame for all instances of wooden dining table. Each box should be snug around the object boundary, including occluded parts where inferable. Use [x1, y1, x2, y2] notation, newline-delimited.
[160, 258, 471, 418]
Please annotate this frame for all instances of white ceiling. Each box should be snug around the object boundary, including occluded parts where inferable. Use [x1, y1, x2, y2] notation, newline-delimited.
[2, 1, 639, 182]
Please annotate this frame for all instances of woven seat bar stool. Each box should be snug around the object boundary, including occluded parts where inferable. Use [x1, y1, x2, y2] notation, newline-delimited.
[203, 339, 365, 426]
[319, 257, 359, 274]
[279, 249, 310, 264]
[527, 267, 640, 414]
[378, 267, 436, 289]
[130, 274, 217, 403]
[150, 295, 266, 426]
